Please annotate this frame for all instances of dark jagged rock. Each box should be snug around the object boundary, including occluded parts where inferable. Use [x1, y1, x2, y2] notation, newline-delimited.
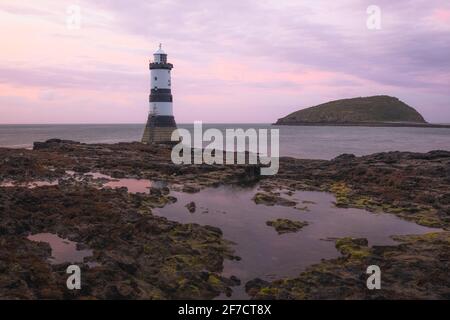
[237, 165, 261, 184]
[245, 278, 269, 297]
[185, 201, 196, 213]
[0, 185, 235, 299]
[182, 185, 200, 193]
[332, 153, 356, 162]
[33, 139, 81, 150]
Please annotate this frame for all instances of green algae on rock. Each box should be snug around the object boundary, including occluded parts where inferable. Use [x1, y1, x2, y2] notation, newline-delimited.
[335, 237, 370, 259]
[266, 219, 309, 234]
[263, 150, 450, 230]
[253, 192, 296, 207]
[246, 232, 450, 299]
[0, 185, 238, 299]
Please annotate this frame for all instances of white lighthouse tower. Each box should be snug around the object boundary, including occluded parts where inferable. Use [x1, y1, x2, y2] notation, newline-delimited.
[142, 44, 177, 144]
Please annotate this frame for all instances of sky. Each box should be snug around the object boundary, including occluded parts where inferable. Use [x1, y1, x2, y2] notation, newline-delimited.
[0, 0, 449, 124]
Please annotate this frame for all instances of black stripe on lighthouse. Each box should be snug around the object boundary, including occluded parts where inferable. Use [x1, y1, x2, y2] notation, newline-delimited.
[149, 62, 173, 70]
[146, 114, 177, 127]
[149, 89, 173, 102]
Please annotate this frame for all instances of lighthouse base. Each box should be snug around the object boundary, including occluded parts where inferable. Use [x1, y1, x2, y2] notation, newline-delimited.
[141, 115, 178, 144]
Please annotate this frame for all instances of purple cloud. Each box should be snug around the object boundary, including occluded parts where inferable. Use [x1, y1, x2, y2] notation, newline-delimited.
[0, 0, 449, 123]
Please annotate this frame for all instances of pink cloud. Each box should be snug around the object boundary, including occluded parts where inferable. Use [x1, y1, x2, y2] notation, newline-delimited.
[0, 0, 449, 124]
[433, 9, 450, 23]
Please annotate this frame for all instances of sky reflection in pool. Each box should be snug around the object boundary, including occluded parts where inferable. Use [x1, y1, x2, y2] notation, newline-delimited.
[27, 233, 93, 265]
[153, 185, 441, 299]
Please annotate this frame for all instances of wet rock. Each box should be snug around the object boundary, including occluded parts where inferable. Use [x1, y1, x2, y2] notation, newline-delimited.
[247, 232, 450, 300]
[104, 283, 136, 299]
[229, 276, 241, 286]
[167, 196, 177, 203]
[237, 165, 261, 184]
[73, 165, 90, 173]
[182, 185, 200, 193]
[245, 278, 270, 297]
[0, 184, 234, 300]
[104, 254, 138, 275]
[161, 187, 170, 195]
[266, 219, 309, 234]
[332, 153, 356, 162]
[149, 187, 162, 196]
[253, 192, 296, 207]
[33, 139, 80, 150]
[203, 225, 223, 236]
[111, 171, 126, 178]
[335, 237, 369, 259]
[185, 201, 196, 213]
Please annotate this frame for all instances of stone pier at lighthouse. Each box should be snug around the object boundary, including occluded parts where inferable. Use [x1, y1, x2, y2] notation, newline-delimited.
[142, 44, 178, 144]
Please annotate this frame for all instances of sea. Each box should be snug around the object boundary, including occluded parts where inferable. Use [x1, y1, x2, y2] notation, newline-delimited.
[0, 123, 449, 160]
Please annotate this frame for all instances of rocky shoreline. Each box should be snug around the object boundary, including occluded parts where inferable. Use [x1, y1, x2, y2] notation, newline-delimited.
[1, 139, 449, 299]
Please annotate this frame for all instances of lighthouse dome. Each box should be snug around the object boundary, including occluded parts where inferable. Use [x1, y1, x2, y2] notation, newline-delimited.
[154, 47, 166, 55]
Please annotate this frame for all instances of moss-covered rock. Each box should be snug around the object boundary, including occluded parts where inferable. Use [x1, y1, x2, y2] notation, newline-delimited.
[335, 237, 370, 259]
[266, 219, 309, 234]
[0, 185, 236, 299]
[246, 232, 450, 299]
[253, 192, 296, 207]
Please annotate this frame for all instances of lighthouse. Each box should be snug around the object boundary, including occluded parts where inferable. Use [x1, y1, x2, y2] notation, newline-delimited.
[142, 44, 177, 144]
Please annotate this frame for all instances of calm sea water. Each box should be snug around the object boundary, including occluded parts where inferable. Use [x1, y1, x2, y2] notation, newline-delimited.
[0, 123, 449, 159]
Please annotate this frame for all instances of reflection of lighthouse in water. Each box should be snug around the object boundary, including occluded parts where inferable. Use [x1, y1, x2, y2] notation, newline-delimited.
[142, 44, 177, 144]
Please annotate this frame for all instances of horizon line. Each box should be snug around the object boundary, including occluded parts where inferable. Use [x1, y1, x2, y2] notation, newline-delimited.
[0, 122, 274, 126]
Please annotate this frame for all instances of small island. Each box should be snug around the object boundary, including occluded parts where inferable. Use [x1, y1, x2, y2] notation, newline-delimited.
[275, 95, 450, 128]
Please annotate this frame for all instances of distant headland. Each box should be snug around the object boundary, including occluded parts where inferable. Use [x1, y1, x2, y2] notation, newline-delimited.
[275, 95, 450, 128]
